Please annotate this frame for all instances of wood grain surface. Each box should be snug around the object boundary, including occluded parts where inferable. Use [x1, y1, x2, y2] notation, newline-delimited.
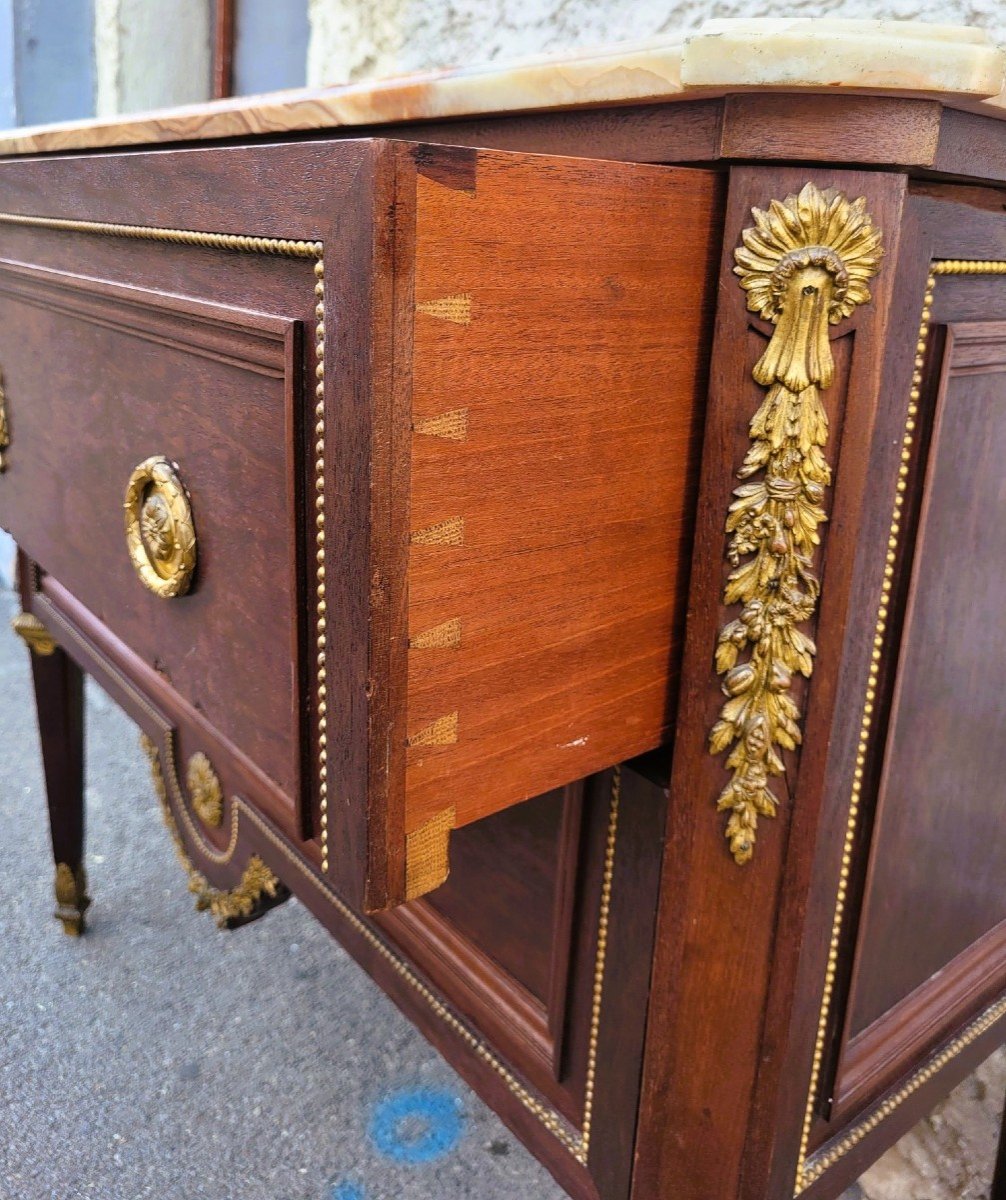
[399, 146, 723, 847]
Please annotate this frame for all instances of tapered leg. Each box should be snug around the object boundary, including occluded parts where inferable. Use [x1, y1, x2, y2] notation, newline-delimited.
[16, 615, 90, 935]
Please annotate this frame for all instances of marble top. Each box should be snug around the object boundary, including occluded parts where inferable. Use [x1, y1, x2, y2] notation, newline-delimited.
[0, 17, 1004, 156]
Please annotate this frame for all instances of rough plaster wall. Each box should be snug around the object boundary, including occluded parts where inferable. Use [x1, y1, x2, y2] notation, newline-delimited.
[307, 0, 1006, 84]
[95, 0, 210, 116]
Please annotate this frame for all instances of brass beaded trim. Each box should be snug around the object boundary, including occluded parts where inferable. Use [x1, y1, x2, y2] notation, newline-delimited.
[581, 767, 619, 1159]
[0, 210, 331, 873]
[800, 992, 1006, 1189]
[162, 729, 239, 864]
[311, 255, 330, 872]
[932, 259, 1006, 275]
[795, 261, 1006, 1194]
[230, 766, 622, 1165]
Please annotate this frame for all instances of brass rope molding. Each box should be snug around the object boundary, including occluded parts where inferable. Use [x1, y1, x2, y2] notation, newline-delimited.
[0, 210, 321, 258]
[794, 260, 1006, 1195]
[0, 210, 333, 875]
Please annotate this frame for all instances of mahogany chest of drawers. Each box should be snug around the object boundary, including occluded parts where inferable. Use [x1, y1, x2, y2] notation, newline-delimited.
[4, 20, 1006, 1200]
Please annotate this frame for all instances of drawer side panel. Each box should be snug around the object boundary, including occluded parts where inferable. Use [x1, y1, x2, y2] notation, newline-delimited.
[402, 149, 723, 836]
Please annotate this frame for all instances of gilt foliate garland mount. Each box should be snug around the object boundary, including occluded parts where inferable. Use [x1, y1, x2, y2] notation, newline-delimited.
[709, 183, 883, 865]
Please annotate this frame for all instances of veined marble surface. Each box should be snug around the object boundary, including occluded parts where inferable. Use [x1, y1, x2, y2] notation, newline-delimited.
[0, 18, 1004, 155]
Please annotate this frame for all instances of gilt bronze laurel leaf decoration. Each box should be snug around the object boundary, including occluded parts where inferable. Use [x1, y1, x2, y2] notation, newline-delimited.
[710, 183, 882, 864]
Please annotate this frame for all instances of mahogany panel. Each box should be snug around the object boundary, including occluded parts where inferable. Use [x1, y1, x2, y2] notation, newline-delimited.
[812, 318, 1006, 1131]
[845, 322, 1006, 1037]
[720, 95, 942, 167]
[0, 269, 303, 796]
[425, 787, 573, 1005]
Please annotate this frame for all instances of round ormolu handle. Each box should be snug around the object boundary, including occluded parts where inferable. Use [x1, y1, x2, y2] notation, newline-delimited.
[123, 456, 196, 598]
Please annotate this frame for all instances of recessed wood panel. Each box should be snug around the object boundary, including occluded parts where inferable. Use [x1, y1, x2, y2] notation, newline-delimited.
[836, 319, 1006, 1110]
[0, 263, 304, 798]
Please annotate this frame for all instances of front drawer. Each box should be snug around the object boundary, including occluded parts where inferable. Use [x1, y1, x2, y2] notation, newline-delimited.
[1, 267, 305, 799]
[0, 139, 720, 909]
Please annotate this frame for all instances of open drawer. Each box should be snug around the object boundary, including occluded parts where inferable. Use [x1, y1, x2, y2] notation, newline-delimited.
[0, 138, 720, 909]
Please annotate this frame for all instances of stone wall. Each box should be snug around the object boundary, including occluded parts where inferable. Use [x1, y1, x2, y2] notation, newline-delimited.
[94, 0, 210, 116]
[306, 0, 1006, 84]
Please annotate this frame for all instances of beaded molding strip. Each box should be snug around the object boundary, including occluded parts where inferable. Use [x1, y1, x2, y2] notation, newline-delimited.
[795, 260, 1006, 1194]
[181, 758, 622, 1165]
[0, 211, 333, 873]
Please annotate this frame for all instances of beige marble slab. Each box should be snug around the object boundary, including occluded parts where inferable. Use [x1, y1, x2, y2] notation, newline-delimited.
[0, 17, 1004, 156]
[683, 19, 1004, 95]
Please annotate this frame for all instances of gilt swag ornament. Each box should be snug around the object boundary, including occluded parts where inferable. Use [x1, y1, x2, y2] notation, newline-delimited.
[710, 183, 883, 864]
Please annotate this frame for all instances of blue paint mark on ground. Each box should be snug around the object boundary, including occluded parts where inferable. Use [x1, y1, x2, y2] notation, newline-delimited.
[369, 1087, 466, 1164]
[329, 1179, 365, 1200]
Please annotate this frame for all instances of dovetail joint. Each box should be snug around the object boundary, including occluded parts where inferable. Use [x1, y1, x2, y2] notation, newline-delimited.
[413, 408, 469, 441]
[416, 294, 472, 325]
[410, 516, 464, 547]
[405, 806, 455, 900]
[407, 711, 459, 749]
[410, 618, 462, 650]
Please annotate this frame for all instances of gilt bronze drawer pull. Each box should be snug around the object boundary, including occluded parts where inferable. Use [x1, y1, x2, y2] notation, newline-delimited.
[123, 456, 197, 598]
